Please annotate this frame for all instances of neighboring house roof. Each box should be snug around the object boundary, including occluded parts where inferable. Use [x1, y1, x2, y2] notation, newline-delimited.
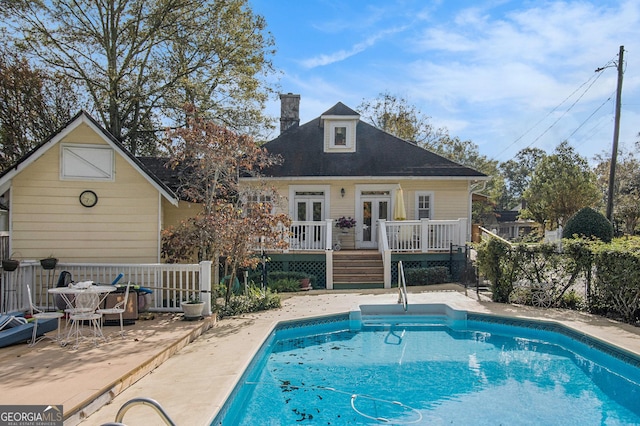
[261, 102, 488, 179]
[0, 111, 179, 205]
[137, 157, 181, 194]
[496, 210, 521, 223]
[495, 210, 535, 223]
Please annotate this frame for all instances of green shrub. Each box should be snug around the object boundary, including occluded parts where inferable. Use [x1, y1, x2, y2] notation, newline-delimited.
[475, 237, 519, 303]
[558, 289, 584, 310]
[404, 266, 449, 286]
[248, 270, 316, 290]
[591, 245, 640, 323]
[268, 278, 301, 293]
[563, 207, 613, 243]
[216, 286, 281, 318]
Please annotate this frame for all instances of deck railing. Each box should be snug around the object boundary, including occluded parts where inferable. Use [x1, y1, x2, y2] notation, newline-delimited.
[384, 219, 468, 252]
[287, 219, 333, 251]
[285, 219, 467, 253]
[0, 260, 212, 316]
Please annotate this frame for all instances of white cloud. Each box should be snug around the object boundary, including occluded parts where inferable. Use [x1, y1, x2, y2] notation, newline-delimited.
[300, 25, 408, 68]
[259, 0, 640, 162]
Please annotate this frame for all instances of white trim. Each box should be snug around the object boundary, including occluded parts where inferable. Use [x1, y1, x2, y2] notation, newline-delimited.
[0, 113, 179, 206]
[157, 191, 162, 262]
[243, 175, 488, 182]
[321, 114, 359, 120]
[60, 144, 115, 181]
[288, 185, 331, 219]
[355, 184, 395, 249]
[415, 191, 435, 220]
[324, 120, 356, 153]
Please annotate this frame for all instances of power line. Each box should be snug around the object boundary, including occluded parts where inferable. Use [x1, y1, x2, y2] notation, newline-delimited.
[564, 91, 613, 141]
[515, 70, 605, 153]
[494, 71, 603, 160]
[573, 112, 613, 151]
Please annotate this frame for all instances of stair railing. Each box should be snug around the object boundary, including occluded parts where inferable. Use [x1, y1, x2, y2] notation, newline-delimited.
[397, 261, 408, 311]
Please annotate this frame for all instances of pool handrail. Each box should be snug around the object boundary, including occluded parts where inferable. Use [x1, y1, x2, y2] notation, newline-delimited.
[101, 397, 176, 426]
[397, 261, 408, 311]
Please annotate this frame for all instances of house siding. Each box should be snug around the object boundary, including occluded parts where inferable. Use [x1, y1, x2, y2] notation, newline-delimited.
[162, 200, 203, 229]
[398, 180, 470, 220]
[266, 179, 469, 222]
[10, 123, 161, 263]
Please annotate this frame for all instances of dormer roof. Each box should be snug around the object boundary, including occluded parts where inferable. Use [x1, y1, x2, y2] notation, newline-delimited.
[321, 102, 360, 117]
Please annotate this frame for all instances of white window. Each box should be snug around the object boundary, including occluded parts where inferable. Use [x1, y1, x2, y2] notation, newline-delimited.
[61, 145, 114, 181]
[334, 127, 347, 146]
[416, 192, 434, 219]
[324, 120, 356, 152]
[244, 193, 273, 215]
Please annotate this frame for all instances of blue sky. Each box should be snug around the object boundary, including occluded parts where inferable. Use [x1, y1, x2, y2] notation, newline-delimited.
[251, 0, 640, 164]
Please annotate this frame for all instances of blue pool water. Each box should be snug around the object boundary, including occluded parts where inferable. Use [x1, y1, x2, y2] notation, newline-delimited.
[213, 308, 640, 425]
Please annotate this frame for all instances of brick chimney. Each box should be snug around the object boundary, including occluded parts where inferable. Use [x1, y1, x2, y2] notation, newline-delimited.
[279, 93, 300, 133]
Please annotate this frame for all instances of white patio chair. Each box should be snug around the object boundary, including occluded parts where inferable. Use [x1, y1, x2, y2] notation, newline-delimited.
[96, 281, 131, 338]
[26, 284, 64, 347]
[67, 292, 104, 349]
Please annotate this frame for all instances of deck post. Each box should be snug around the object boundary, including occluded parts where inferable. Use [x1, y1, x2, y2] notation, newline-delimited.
[325, 218, 334, 250]
[200, 261, 212, 316]
[325, 249, 333, 290]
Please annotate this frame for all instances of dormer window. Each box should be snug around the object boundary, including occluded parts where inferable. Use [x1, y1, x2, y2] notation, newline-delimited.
[334, 127, 347, 146]
[320, 102, 360, 153]
[324, 119, 356, 152]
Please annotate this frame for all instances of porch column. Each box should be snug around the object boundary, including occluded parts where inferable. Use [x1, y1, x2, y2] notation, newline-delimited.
[325, 218, 334, 250]
[458, 218, 468, 246]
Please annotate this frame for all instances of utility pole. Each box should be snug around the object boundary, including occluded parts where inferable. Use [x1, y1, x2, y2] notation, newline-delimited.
[605, 45, 624, 223]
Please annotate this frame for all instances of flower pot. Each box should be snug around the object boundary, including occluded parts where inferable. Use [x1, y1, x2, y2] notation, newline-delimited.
[40, 257, 58, 270]
[2, 259, 19, 271]
[299, 278, 312, 291]
[181, 302, 204, 320]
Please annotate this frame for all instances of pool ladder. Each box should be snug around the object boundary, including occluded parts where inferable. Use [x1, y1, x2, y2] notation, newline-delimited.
[100, 397, 176, 426]
[397, 261, 408, 311]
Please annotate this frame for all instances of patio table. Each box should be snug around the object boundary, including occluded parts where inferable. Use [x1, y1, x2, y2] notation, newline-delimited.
[48, 284, 116, 347]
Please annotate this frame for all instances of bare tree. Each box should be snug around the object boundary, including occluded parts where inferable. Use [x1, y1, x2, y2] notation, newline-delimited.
[3, 0, 276, 154]
[161, 106, 289, 303]
[0, 45, 77, 169]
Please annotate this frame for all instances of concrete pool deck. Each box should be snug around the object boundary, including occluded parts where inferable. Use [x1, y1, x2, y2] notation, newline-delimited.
[2, 285, 640, 425]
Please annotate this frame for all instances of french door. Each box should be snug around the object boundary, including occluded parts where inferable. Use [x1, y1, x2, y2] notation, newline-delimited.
[358, 195, 390, 249]
[293, 196, 324, 249]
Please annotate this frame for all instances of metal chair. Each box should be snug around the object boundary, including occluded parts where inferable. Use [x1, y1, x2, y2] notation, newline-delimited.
[96, 281, 131, 338]
[67, 292, 104, 349]
[26, 284, 64, 347]
[54, 271, 74, 311]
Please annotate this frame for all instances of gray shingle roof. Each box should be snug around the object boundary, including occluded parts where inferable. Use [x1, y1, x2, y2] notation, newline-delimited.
[321, 102, 359, 116]
[262, 104, 486, 178]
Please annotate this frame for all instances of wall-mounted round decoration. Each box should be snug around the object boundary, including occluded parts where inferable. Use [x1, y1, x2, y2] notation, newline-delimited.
[79, 190, 98, 208]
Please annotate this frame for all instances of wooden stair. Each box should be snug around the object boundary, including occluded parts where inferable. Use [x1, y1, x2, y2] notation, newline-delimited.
[333, 251, 384, 288]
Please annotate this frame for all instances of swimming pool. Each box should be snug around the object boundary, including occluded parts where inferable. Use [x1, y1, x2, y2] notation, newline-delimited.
[212, 304, 640, 425]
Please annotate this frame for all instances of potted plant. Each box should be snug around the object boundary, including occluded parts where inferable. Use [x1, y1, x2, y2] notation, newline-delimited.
[40, 256, 58, 270]
[181, 295, 204, 320]
[336, 216, 356, 233]
[2, 258, 19, 271]
[299, 276, 313, 291]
